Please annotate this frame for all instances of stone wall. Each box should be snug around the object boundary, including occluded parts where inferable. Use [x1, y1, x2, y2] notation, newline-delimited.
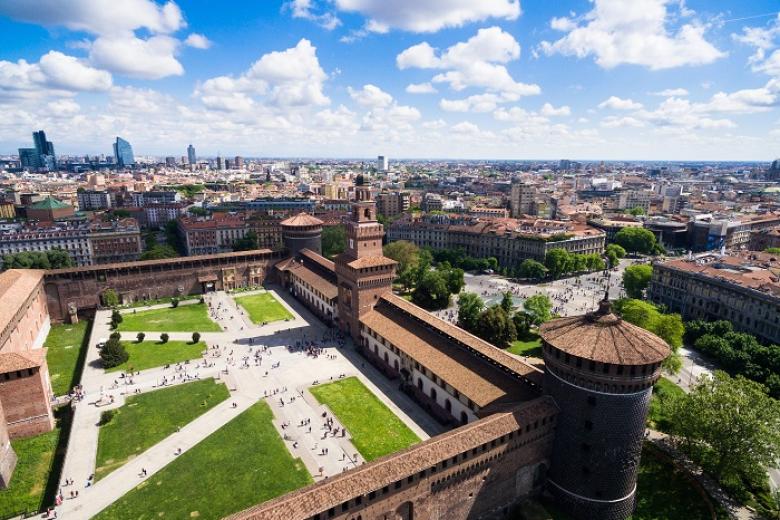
[43, 250, 283, 322]
[0, 400, 16, 489]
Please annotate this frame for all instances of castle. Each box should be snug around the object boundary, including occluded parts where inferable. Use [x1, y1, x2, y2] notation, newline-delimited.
[0, 193, 669, 520]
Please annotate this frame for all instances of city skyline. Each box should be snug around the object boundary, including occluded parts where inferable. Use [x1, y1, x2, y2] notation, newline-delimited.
[0, 1, 779, 160]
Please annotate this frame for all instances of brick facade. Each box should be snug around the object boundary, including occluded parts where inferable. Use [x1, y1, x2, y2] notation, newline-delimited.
[43, 250, 283, 322]
[0, 400, 16, 489]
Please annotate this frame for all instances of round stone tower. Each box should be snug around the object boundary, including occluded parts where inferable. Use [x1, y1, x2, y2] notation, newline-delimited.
[539, 300, 670, 520]
[280, 213, 324, 256]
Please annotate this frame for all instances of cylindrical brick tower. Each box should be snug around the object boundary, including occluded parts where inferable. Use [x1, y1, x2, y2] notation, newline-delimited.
[0, 400, 17, 489]
[539, 300, 670, 520]
[280, 213, 324, 256]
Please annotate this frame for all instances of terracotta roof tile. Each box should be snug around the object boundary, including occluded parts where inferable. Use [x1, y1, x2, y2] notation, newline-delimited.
[381, 294, 543, 386]
[280, 213, 324, 227]
[299, 248, 335, 272]
[539, 303, 670, 365]
[346, 256, 397, 269]
[0, 349, 45, 374]
[0, 269, 43, 340]
[288, 262, 337, 300]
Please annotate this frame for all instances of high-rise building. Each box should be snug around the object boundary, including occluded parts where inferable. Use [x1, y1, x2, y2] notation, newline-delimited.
[234, 156, 244, 170]
[216, 155, 224, 170]
[18, 148, 40, 169]
[32, 130, 54, 157]
[377, 155, 388, 171]
[165, 156, 176, 167]
[113, 137, 134, 167]
[187, 144, 196, 165]
[510, 181, 536, 217]
[20, 130, 55, 170]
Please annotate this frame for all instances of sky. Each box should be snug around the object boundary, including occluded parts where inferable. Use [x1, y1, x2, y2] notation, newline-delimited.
[0, 0, 779, 161]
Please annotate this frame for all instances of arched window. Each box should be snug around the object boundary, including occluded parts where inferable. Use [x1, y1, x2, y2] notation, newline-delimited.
[445, 399, 451, 413]
[430, 387, 437, 402]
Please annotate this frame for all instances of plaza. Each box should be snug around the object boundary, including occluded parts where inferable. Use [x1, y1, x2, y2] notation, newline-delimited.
[54, 287, 441, 519]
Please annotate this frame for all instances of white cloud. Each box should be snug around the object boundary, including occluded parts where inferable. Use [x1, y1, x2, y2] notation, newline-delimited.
[0, 51, 112, 100]
[601, 116, 645, 128]
[0, 0, 199, 80]
[184, 33, 212, 49]
[539, 0, 724, 70]
[397, 27, 540, 102]
[440, 94, 502, 112]
[333, 0, 520, 33]
[732, 14, 780, 78]
[422, 119, 446, 129]
[540, 102, 571, 116]
[90, 34, 183, 79]
[47, 98, 81, 117]
[451, 121, 481, 134]
[196, 39, 330, 111]
[348, 84, 393, 108]
[598, 96, 643, 110]
[650, 88, 689, 96]
[287, 0, 341, 30]
[406, 82, 437, 94]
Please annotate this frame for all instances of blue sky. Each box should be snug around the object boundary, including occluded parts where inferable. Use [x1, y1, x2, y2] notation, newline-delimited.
[0, 0, 779, 160]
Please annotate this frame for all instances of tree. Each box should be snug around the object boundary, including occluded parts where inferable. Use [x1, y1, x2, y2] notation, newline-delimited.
[188, 206, 209, 217]
[140, 244, 178, 260]
[100, 338, 128, 368]
[544, 248, 572, 278]
[322, 225, 347, 258]
[457, 292, 484, 332]
[46, 249, 75, 268]
[1, 249, 73, 270]
[111, 309, 123, 324]
[518, 258, 547, 280]
[232, 231, 258, 251]
[474, 306, 517, 349]
[623, 264, 653, 299]
[397, 267, 417, 293]
[669, 372, 780, 485]
[443, 267, 465, 295]
[614, 227, 658, 255]
[102, 289, 120, 307]
[412, 271, 451, 310]
[171, 298, 179, 308]
[136, 332, 145, 343]
[605, 244, 626, 267]
[523, 294, 553, 326]
[625, 206, 645, 216]
[383, 241, 420, 274]
[766, 247, 780, 254]
[192, 332, 201, 344]
[160, 333, 169, 344]
[500, 291, 514, 313]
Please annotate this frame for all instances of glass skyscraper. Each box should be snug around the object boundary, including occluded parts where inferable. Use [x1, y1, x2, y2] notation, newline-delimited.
[187, 144, 196, 165]
[113, 136, 134, 167]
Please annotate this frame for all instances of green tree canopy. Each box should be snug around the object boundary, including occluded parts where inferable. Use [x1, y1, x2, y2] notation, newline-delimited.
[605, 244, 626, 267]
[544, 248, 572, 278]
[383, 241, 420, 274]
[322, 225, 347, 258]
[102, 289, 119, 307]
[100, 337, 128, 368]
[500, 291, 514, 313]
[523, 294, 553, 326]
[517, 258, 547, 280]
[614, 227, 659, 255]
[623, 264, 653, 299]
[457, 292, 484, 333]
[2, 249, 74, 270]
[669, 371, 780, 485]
[232, 231, 258, 251]
[140, 244, 178, 260]
[474, 305, 517, 349]
[412, 271, 450, 310]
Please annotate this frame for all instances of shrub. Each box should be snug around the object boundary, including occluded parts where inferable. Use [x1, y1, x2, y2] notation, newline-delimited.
[136, 332, 145, 343]
[171, 298, 179, 308]
[192, 332, 201, 344]
[100, 339, 128, 368]
[99, 410, 116, 426]
[160, 333, 169, 344]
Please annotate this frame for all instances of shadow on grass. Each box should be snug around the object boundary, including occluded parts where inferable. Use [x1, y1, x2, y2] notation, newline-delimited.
[69, 319, 93, 392]
[41, 406, 74, 512]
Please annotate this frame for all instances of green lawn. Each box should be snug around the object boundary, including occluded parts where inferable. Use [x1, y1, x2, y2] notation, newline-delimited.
[508, 331, 542, 357]
[647, 377, 685, 432]
[44, 321, 91, 396]
[0, 426, 61, 519]
[117, 303, 220, 332]
[95, 379, 229, 480]
[310, 377, 420, 461]
[234, 292, 293, 324]
[94, 401, 312, 520]
[106, 340, 206, 373]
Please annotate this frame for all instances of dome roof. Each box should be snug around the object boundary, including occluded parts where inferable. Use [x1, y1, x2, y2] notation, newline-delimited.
[280, 212, 324, 227]
[538, 301, 670, 366]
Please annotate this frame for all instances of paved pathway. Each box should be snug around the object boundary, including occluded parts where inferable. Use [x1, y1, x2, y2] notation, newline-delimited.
[55, 286, 436, 518]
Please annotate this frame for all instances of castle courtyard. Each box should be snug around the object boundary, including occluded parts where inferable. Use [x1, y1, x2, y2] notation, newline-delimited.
[54, 287, 442, 519]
